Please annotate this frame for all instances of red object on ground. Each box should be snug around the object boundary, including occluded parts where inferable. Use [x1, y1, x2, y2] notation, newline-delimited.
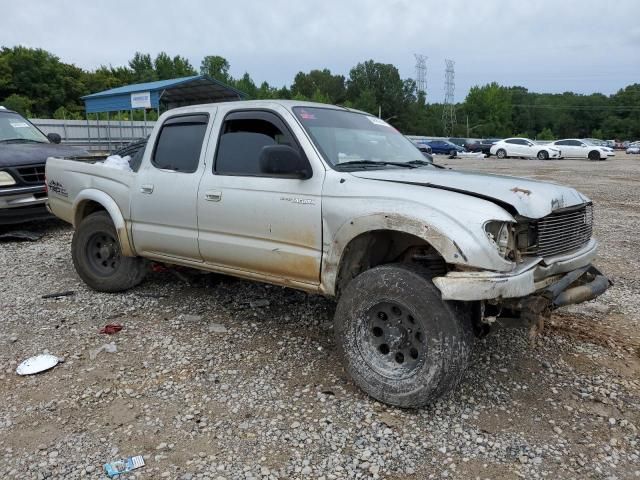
[99, 324, 123, 334]
[151, 263, 169, 273]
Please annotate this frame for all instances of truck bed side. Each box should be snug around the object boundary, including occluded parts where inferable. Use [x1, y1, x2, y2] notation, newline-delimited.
[45, 157, 134, 227]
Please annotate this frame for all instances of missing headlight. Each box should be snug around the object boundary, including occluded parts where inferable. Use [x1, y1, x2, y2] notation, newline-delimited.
[484, 221, 512, 259]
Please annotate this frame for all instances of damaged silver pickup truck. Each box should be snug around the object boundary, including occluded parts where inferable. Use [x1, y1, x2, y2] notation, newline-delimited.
[46, 101, 610, 407]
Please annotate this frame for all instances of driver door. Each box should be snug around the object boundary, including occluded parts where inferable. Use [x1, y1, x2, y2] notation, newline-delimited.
[196, 109, 324, 286]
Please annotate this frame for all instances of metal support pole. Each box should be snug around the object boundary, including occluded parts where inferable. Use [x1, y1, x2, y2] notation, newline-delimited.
[86, 112, 91, 149]
[143, 109, 147, 136]
[119, 112, 123, 148]
[62, 119, 68, 143]
[107, 111, 111, 152]
[96, 114, 100, 151]
[130, 110, 134, 140]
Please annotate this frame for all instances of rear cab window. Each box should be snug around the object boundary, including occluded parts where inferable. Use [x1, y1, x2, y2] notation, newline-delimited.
[152, 114, 209, 173]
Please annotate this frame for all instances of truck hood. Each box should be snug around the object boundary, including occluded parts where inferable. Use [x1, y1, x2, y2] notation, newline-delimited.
[0, 143, 88, 167]
[349, 167, 589, 219]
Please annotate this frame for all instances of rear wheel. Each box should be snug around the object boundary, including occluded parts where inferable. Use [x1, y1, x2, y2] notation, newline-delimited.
[334, 263, 473, 408]
[496, 149, 507, 159]
[449, 149, 457, 157]
[537, 150, 549, 160]
[72, 211, 147, 292]
[588, 150, 601, 161]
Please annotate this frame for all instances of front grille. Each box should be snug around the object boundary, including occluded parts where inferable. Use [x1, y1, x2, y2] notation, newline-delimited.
[528, 203, 593, 257]
[16, 165, 46, 184]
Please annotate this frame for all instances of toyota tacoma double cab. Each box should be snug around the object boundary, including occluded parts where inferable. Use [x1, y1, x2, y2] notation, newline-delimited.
[46, 101, 610, 407]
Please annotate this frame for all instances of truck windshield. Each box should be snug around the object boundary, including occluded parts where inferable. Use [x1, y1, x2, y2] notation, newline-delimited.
[292, 107, 429, 169]
[0, 113, 49, 143]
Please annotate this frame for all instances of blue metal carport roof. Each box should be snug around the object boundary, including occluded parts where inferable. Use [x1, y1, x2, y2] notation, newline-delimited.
[82, 75, 247, 113]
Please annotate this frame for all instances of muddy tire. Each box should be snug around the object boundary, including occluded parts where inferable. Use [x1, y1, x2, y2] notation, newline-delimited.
[496, 149, 507, 159]
[588, 150, 601, 161]
[72, 211, 147, 292]
[537, 150, 549, 160]
[334, 263, 473, 408]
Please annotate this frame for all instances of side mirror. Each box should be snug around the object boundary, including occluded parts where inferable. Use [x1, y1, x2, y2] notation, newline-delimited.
[47, 133, 62, 144]
[259, 144, 310, 179]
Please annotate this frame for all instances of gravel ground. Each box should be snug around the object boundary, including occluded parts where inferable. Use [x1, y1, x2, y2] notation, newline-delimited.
[1, 153, 639, 480]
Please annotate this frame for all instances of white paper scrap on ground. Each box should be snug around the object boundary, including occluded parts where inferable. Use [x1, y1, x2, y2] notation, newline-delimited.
[16, 354, 59, 375]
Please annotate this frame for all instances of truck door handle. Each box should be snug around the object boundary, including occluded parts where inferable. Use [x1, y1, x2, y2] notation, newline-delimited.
[205, 191, 222, 202]
[140, 184, 154, 194]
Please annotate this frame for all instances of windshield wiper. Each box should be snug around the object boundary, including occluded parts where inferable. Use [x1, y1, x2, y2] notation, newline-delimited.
[334, 160, 417, 170]
[407, 159, 446, 169]
[0, 138, 47, 144]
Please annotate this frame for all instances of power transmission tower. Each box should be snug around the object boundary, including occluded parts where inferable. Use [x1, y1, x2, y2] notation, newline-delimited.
[414, 54, 427, 100]
[442, 59, 456, 136]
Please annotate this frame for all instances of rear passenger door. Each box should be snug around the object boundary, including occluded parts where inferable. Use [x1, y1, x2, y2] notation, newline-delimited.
[569, 140, 587, 157]
[131, 112, 213, 261]
[196, 108, 324, 287]
[504, 139, 520, 156]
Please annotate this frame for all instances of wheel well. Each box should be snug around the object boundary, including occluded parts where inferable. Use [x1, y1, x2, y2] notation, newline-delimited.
[74, 200, 107, 227]
[335, 230, 446, 297]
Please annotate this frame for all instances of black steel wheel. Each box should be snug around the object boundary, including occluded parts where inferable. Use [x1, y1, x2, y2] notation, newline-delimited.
[72, 211, 147, 292]
[588, 150, 601, 161]
[85, 231, 121, 276]
[358, 301, 426, 380]
[334, 263, 473, 408]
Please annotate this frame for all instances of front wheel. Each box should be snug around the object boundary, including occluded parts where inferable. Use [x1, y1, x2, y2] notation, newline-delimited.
[449, 149, 458, 157]
[334, 263, 473, 408]
[496, 149, 507, 159]
[588, 150, 601, 161]
[537, 150, 549, 160]
[72, 211, 147, 292]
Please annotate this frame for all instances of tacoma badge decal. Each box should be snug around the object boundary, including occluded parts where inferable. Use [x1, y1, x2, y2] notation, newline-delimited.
[48, 180, 68, 197]
[280, 197, 314, 205]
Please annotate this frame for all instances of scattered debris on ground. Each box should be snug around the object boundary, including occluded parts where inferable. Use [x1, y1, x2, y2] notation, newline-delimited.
[99, 324, 123, 335]
[0, 230, 43, 242]
[15, 354, 60, 376]
[41, 290, 75, 299]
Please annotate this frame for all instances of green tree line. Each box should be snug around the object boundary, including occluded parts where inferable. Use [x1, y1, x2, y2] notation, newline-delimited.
[1, 46, 638, 139]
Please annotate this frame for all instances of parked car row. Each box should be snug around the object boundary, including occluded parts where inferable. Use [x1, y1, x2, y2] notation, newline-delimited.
[626, 141, 640, 154]
[489, 138, 563, 160]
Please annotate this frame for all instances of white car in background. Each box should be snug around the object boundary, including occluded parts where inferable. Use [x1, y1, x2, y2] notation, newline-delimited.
[550, 139, 609, 161]
[489, 138, 561, 160]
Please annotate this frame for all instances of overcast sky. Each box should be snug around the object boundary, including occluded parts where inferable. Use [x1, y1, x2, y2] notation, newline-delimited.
[2, 0, 639, 100]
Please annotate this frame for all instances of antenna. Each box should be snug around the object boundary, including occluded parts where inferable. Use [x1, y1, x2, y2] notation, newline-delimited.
[414, 54, 427, 100]
[442, 59, 456, 137]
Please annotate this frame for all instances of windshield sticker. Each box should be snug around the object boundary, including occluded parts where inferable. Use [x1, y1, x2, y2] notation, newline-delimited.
[10, 122, 30, 128]
[298, 109, 316, 120]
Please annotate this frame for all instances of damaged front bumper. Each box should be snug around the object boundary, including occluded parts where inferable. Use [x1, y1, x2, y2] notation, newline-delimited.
[433, 239, 611, 308]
